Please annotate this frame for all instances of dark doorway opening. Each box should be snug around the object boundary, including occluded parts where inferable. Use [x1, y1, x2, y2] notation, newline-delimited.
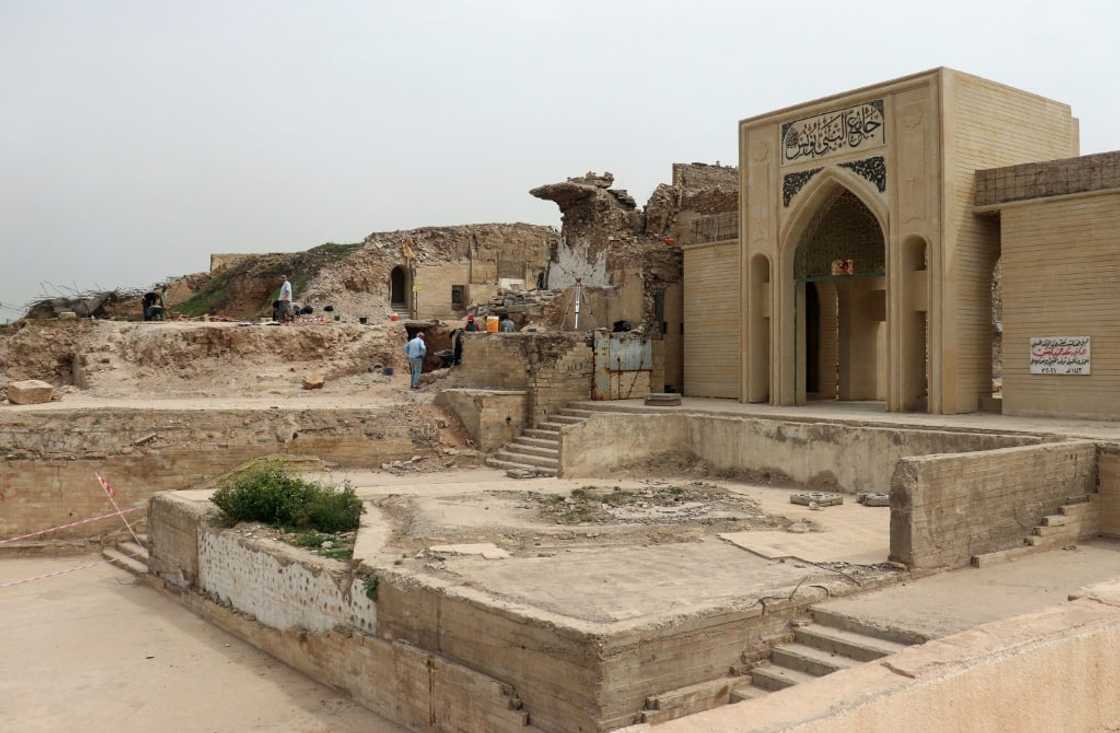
[805, 282, 821, 395]
[390, 266, 409, 313]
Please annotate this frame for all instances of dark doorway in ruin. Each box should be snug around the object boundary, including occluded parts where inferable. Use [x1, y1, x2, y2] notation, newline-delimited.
[390, 266, 409, 313]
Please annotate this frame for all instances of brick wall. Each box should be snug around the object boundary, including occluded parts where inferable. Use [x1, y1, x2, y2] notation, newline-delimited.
[1101, 447, 1120, 538]
[1000, 193, 1120, 419]
[682, 241, 740, 398]
[944, 71, 1077, 411]
[890, 440, 1098, 569]
[672, 162, 738, 191]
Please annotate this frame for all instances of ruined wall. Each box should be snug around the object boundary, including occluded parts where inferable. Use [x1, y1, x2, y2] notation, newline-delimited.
[454, 333, 592, 424]
[559, 412, 1040, 488]
[434, 388, 529, 452]
[889, 440, 1098, 570]
[672, 162, 739, 191]
[0, 405, 444, 539]
[1100, 446, 1120, 538]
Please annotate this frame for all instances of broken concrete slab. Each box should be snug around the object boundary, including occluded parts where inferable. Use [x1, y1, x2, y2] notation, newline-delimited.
[7, 379, 55, 405]
[427, 543, 511, 560]
[790, 492, 843, 507]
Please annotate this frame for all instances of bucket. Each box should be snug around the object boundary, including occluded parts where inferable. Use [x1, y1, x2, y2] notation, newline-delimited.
[485, 315, 499, 333]
[382, 367, 395, 376]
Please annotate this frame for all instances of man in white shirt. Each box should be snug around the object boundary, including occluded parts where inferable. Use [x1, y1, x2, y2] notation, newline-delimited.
[404, 332, 427, 389]
[278, 275, 293, 322]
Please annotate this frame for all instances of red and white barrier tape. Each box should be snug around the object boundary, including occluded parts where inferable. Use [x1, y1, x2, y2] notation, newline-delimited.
[0, 506, 143, 545]
[0, 561, 103, 589]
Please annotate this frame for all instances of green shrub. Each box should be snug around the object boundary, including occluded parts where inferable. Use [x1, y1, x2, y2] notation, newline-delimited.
[211, 461, 362, 533]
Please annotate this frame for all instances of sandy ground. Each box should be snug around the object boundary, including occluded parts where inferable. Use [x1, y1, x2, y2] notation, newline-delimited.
[817, 539, 1120, 638]
[0, 555, 403, 733]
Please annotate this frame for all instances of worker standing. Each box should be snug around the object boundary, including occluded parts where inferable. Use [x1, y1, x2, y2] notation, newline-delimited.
[278, 275, 293, 322]
[404, 332, 426, 389]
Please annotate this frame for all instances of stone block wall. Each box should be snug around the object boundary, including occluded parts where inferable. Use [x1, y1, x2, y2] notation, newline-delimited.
[976, 150, 1120, 207]
[434, 388, 528, 452]
[890, 440, 1098, 570]
[682, 241, 740, 398]
[455, 333, 592, 426]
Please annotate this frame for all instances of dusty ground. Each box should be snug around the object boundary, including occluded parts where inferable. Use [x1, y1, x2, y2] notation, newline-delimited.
[0, 555, 403, 732]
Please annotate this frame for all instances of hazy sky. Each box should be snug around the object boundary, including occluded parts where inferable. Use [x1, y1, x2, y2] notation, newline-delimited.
[1, 1, 1116, 320]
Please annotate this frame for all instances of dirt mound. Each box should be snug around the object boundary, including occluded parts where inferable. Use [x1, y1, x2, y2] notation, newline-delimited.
[0, 320, 94, 385]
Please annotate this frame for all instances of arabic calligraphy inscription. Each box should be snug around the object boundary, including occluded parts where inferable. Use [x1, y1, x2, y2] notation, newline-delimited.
[781, 100, 885, 166]
[1029, 337, 1091, 375]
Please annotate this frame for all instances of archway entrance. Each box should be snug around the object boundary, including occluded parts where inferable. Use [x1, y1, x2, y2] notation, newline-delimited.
[389, 265, 410, 315]
[793, 190, 887, 405]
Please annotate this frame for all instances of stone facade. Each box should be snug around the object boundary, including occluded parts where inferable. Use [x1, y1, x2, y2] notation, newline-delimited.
[729, 68, 1080, 413]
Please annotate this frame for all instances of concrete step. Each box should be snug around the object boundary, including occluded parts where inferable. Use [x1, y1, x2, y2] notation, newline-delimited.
[496, 450, 558, 469]
[534, 423, 565, 433]
[117, 540, 150, 563]
[1059, 502, 1094, 518]
[508, 442, 559, 459]
[514, 436, 560, 449]
[523, 428, 560, 439]
[1040, 514, 1067, 527]
[972, 544, 1043, 567]
[641, 677, 738, 724]
[102, 547, 148, 576]
[750, 664, 818, 691]
[811, 608, 928, 646]
[548, 415, 586, 425]
[136, 533, 149, 548]
[1033, 523, 1079, 538]
[770, 643, 854, 677]
[1026, 534, 1075, 548]
[793, 624, 907, 662]
[729, 683, 768, 704]
[557, 408, 596, 419]
[1065, 494, 1095, 505]
[485, 457, 558, 476]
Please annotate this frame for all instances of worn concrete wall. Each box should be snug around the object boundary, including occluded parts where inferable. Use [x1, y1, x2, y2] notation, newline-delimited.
[890, 440, 1098, 570]
[0, 406, 441, 539]
[652, 588, 1120, 733]
[560, 412, 1039, 489]
[682, 241, 740, 398]
[1100, 446, 1120, 538]
[434, 388, 528, 452]
[976, 150, 1120, 207]
[199, 529, 376, 634]
[147, 492, 214, 588]
[413, 261, 470, 320]
[999, 193, 1120, 419]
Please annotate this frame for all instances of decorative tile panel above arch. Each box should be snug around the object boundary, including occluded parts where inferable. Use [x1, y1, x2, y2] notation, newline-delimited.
[838, 156, 887, 194]
[782, 168, 823, 207]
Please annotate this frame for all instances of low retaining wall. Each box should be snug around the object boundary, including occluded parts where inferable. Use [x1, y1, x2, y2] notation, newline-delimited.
[1101, 446, 1120, 538]
[0, 406, 446, 540]
[652, 582, 1120, 733]
[434, 388, 528, 452]
[889, 440, 1099, 570]
[560, 412, 1041, 491]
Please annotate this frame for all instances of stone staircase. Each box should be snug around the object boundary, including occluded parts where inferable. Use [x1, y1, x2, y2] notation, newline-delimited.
[485, 407, 596, 477]
[102, 532, 150, 576]
[743, 608, 915, 698]
[972, 493, 1099, 567]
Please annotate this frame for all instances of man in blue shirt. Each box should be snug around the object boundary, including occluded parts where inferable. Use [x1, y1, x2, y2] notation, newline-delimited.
[404, 333, 426, 389]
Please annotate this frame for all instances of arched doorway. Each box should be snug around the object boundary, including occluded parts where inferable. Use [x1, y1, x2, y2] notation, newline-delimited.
[389, 266, 410, 314]
[792, 190, 886, 404]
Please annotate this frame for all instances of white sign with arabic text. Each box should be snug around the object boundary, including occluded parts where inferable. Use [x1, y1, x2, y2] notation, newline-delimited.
[1029, 336, 1091, 375]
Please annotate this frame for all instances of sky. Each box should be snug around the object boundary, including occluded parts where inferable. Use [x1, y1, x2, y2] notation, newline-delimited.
[1, 0, 1117, 321]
